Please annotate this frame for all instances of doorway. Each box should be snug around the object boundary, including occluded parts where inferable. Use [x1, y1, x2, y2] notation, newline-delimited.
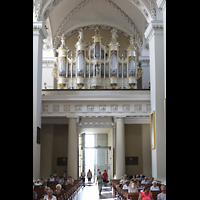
[79, 130, 113, 183]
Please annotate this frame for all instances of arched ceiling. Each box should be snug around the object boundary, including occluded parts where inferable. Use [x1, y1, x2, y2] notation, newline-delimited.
[34, 0, 158, 51]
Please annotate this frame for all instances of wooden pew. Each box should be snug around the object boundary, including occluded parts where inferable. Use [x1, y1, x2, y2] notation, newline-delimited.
[152, 191, 161, 200]
[110, 179, 121, 196]
[48, 181, 59, 190]
[34, 180, 82, 200]
[33, 186, 45, 199]
[125, 192, 139, 200]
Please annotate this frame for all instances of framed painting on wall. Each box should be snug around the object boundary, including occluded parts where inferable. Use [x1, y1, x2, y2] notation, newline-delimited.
[150, 111, 155, 149]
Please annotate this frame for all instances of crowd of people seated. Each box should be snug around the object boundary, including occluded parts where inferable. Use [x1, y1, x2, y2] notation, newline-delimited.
[33, 170, 75, 199]
[117, 173, 166, 200]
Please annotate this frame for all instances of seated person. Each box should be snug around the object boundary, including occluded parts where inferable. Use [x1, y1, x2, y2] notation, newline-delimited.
[136, 180, 143, 190]
[53, 184, 63, 195]
[55, 175, 61, 181]
[131, 175, 137, 182]
[128, 182, 138, 193]
[65, 176, 74, 185]
[42, 179, 48, 187]
[49, 174, 55, 182]
[136, 174, 140, 180]
[119, 176, 127, 187]
[122, 181, 130, 190]
[35, 179, 42, 186]
[33, 183, 37, 199]
[138, 185, 153, 200]
[44, 189, 57, 200]
[59, 180, 66, 191]
[141, 177, 149, 184]
[149, 177, 154, 184]
[157, 185, 166, 200]
[42, 186, 50, 199]
[150, 181, 160, 191]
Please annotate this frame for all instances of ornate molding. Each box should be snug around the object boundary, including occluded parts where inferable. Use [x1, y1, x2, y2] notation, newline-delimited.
[33, 21, 48, 40]
[53, 0, 143, 51]
[156, 0, 166, 12]
[147, 0, 156, 20]
[53, 0, 93, 50]
[35, 0, 43, 21]
[144, 20, 163, 43]
[104, 0, 143, 49]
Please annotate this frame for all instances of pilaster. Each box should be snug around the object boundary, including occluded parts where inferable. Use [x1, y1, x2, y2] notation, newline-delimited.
[144, 20, 166, 181]
[33, 21, 47, 180]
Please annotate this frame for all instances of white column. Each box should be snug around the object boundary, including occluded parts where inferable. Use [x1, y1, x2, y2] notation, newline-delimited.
[115, 117, 125, 178]
[33, 21, 47, 180]
[157, 0, 166, 98]
[144, 20, 166, 181]
[67, 118, 78, 179]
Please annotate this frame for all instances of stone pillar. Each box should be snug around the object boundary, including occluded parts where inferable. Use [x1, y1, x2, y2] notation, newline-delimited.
[67, 118, 78, 179]
[115, 117, 125, 178]
[144, 20, 166, 181]
[33, 21, 47, 180]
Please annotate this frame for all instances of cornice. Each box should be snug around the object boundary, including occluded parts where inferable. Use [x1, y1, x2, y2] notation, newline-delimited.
[33, 21, 48, 40]
[156, 0, 166, 12]
[144, 20, 163, 43]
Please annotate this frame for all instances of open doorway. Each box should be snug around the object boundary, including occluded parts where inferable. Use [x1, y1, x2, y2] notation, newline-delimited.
[79, 128, 113, 184]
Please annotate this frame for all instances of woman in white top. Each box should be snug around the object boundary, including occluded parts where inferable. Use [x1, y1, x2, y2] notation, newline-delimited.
[122, 181, 130, 190]
[128, 182, 138, 193]
[150, 181, 160, 191]
[44, 189, 57, 200]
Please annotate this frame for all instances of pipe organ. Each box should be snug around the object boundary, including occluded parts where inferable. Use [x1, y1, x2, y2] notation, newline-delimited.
[54, 25, 143, 89]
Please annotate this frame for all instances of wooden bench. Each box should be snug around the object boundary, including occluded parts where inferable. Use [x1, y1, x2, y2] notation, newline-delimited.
[125, 191, 160, 200]
[34, 180, 82, 200]
[125, 192, 139, 200]
[34, 186, 46, 199]
[152, 190, 161, 200]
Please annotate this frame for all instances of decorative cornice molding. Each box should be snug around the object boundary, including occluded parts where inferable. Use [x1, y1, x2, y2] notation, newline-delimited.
[35, 0, 43, 21]
[144, 20, 163, 43]
[33, 21, 48, 40]
[156, 0, 166, 12]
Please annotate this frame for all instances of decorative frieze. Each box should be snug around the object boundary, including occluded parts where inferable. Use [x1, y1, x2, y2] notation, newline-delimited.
[111, 105, 118, 112]
[42, 102, 151, 115]
[63, 105, 70, 111]
[135, 104, 142, 111]
[41, 90, 151, 118]
[87, 105, 94, 111]
[75, 105, 82, 111]
[42, 105, 48, 112]
[99, 105, 106, 111]
[53, 105, 59, 112]
[123, 105, 130, 111]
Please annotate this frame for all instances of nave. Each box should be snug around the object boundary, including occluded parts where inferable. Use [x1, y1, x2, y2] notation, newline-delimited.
[73, 183, 117, 200]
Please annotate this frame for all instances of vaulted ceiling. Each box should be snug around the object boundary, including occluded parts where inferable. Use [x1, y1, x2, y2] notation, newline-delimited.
[34, 0, 158, 51]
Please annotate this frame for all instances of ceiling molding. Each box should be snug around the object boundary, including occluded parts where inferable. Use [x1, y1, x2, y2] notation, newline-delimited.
[52, 0, 143, 51]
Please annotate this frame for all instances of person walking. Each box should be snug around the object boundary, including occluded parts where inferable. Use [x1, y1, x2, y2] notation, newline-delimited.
[97, 171, 104, 195]
[87, 169, 92, 185]
[81, 169, 86, 187]
[103, 170, 108, 186]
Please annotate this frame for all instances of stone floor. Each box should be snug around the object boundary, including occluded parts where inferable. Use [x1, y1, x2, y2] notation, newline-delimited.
[72, 182, 118, 200]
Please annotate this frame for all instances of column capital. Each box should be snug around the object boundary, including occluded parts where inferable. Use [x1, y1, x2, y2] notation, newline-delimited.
[114, 117, 125, 123]
[33, 21, 48, 40]
[144, 20, 163, 43]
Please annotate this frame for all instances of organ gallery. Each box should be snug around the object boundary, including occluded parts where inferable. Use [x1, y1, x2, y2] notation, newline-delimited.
[53, 25, 143, 89]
